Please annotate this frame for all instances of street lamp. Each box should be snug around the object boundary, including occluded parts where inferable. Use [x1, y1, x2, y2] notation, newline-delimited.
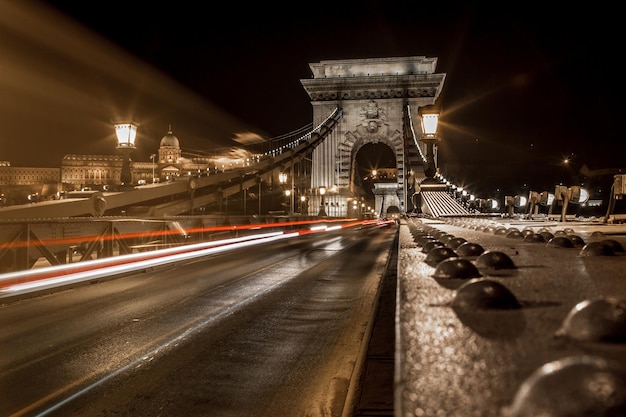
[279, 172, 288, 213]
[318, 187, 327, 217]
[150, 153, 157, 183]
[300, 195, 306, 215]
[285, 189, 292, 214]
[551, 185, 589, 222]
[419, 108, 440, 179]
[114, 122, 138, 187]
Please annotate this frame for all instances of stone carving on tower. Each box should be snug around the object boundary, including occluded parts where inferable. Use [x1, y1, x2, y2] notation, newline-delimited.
[356, 100, 389, 140]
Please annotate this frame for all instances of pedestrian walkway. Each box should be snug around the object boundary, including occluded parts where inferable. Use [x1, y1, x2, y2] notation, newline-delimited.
[395, 215, 626, 417]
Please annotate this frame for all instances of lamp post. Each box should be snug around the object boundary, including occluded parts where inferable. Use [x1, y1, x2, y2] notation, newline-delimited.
[114, 122, 138, 188]
[285, 189, 291, 215]
[256, 176, 262, 215]
[300, 195, 306, 215]
[318, 187, 327, 217]
[279, 172, 288, 213]
[419, 109, 440, 180]
[150, 153, 157, 183]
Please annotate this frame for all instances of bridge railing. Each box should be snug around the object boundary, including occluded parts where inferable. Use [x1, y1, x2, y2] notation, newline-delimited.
[259, 107, 342, 157]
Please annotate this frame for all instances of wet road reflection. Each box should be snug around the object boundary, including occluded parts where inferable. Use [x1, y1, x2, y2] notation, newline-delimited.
[0, 223, 397, 417]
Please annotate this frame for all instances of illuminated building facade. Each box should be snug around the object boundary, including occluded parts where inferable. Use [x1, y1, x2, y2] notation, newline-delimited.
[0, 128, 247, 205]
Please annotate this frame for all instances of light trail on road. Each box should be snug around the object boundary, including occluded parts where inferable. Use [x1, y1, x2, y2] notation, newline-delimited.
[0, 222, 398, 417]
[1, 219, 393, 297]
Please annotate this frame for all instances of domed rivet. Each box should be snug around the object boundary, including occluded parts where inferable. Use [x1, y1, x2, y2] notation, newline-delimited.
[506, 230, 524, 239]
[539, 231, 554, 241]
[424, 247, 458, 267]
[547, 236, 574, 248]
[422, 240, 445, 254]
[456, 242, 485, 257]
[523, 233, 546, 243]
[568, 235, 585, 247]
[590, 231, 606, 239]
[579, 241, 616, 257]
[556, 297, 626, 343]
[433, 258, 482, 279]
[446, 237, 467, 249]
[505, 356, 626, 417]
[475, 251, 516, 270]
[602, 239, 625, 253]
[452, 278, 521, 310]
[416, 236, 437, 246]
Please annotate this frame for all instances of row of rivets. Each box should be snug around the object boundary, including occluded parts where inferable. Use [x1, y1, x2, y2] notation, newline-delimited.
[406, 217, 626, 415]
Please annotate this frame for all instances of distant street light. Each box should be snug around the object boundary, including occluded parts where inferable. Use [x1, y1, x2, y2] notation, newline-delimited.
[285, 189, 292, 214]
[279, 172, 288, 213]
[150, 154, 157, 183]
[551, 185, 589, 222]
[318, 187, 327, 217]
[114, 122, 138, 187]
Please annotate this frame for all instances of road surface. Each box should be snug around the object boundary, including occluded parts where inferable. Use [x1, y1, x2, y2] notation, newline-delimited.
[0, 223, 397, 417]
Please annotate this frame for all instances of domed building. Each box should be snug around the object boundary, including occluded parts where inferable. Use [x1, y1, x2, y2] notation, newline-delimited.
[0, 125, 255, 203]
[159, 127, 181, 164]
[152, 126, 260, 182]
[58, 125, 217, 188]
[157, 126, 184, 181]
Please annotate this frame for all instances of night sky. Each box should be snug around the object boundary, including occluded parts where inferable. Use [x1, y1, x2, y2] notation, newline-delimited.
[1, 1, 623, 196]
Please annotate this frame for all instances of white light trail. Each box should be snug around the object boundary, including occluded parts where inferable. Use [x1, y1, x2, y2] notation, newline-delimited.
[0, 231, 297, 297]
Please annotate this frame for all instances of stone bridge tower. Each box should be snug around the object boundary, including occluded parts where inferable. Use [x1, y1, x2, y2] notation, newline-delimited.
[300, 56, 446, 217]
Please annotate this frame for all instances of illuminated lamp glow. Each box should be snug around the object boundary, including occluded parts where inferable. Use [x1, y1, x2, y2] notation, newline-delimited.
[569, 186, 590, 204]
[579, 188, 589, 203]
[114, 122, 138, 147]
[421, 113, 439, 137]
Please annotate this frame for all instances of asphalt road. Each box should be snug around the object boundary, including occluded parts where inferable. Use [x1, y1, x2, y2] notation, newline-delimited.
[0, 223, 397, 417]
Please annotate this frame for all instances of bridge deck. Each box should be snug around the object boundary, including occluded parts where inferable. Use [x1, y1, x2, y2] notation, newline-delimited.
[396, 216, 626, 416]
